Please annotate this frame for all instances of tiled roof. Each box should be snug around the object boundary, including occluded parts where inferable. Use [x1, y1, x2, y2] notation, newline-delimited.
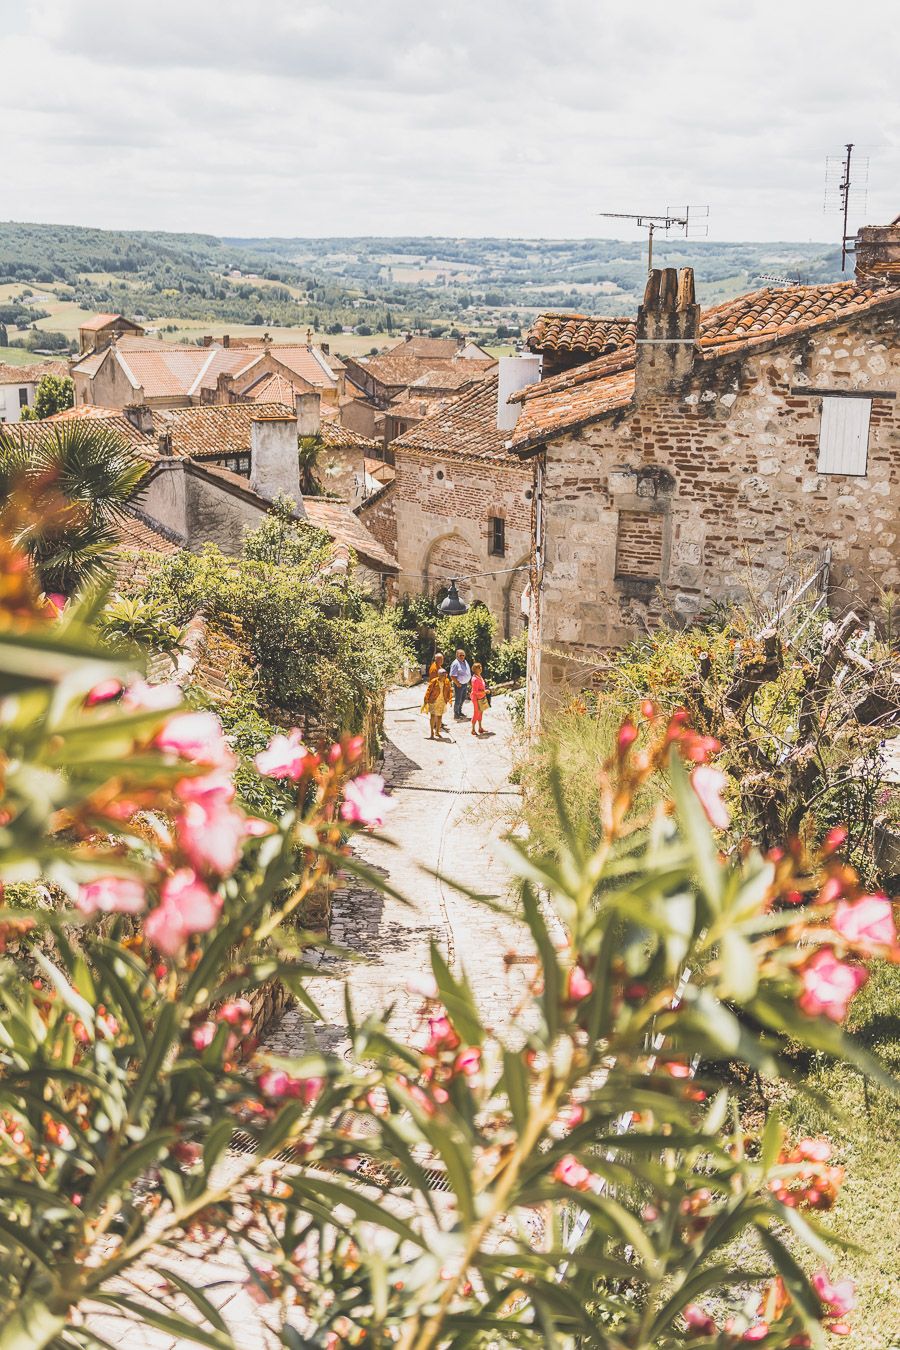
[527, 313, 637, 358]
[70, 348, 109, 377]
[393, 373, 510, 463]
[7, 407, 158, 460]
[78, 313, 127, 331]
[385, 336, 463, 359]
[508, 279, 900, 451]
[262, 346, 338, 389]
[243, 371, 297, 405]
[320, 420, 377, 452]
[303, 498, 398, 572]
[152, 402, 293, 459]
[113, 510, 180, 555]
[0, 359, 68, 386]
[509, 361, 635, 453]
[358, 351, 494, 392]
[189, 347, 261, 396]
[696, 280, 899, 354]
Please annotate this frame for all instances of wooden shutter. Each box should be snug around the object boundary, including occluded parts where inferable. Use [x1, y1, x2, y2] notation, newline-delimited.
[817, 397, 871, 475]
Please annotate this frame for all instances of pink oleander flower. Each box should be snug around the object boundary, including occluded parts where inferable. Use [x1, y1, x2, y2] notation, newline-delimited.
[818, 875, 843, 905]
[257, 1068, 323, 1104]
[553, 1153, 593, 1191]
[743, 1325, 769, 1342]
[796, 1137, 832, 1162]
[812, 1269, 856, 1318]
[46, 593, 66, 614]
[244, 817, 275, 837]
[77, 875, 146, 916]
[176, 770, 235, 807]
[454, 1047, 481, 1076]
[691, 764, 730, 829]
[255, 729, 309, 780]
[144, 869, 221, 956]
[85, 678, 123, 706]
[219, 998, 252, 1026]
[340, 773, 395, 828]
[123, 679, 182, 712]
[617, 719, 638, 754]
[832, 893, 896, 951]
[822, 826, 848, 855]
[567, 965, 593, 1001]
[683, 1304, 716, 1335]
[192, 1021, 216, 1051]
[798, 948, 867, 1022]
[156, 710, 233, 769]
[176, 797, 247, 875]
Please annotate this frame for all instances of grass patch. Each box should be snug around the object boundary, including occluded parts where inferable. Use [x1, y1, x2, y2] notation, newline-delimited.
[780, 962, 900, 1348]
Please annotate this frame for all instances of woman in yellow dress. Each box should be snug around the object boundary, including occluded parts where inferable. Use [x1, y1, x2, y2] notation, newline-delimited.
[421, 663, 452, 740]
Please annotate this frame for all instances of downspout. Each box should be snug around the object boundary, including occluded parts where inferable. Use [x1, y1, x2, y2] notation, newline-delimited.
[525, 447, 546, 738]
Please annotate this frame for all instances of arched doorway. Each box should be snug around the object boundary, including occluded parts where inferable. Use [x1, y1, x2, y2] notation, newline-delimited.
[422, 532, 481, 606]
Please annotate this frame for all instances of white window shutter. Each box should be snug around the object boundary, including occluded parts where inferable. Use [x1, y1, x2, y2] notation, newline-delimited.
[817, 397, 871, 475]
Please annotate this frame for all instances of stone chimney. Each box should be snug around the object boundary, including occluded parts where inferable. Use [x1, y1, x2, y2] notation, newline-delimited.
[123, 402, 155, 435]
[157, 430, 173, 457]
[201, 335, 213, 347]
[635, 267, 699, 401]
[250, 413, 304, 508]
[222, 334, 230, 348]
[295, 391, 321, 437]
[216, 372, 235, 404]
[854, 215, 900, 284]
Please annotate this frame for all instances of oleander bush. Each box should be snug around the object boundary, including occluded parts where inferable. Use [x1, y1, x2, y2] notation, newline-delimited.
[0, 502, 897, 1347]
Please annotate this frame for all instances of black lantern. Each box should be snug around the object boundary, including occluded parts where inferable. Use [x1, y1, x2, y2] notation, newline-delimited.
[439, 579, 468, 616]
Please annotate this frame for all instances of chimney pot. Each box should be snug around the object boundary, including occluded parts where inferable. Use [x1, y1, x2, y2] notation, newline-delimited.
[635, 266, 700, 401]
[157, 430, 173, 456]
[250, 415, 305, 510]
[124, 402, 154, 435]
[223, 334, 230, 348]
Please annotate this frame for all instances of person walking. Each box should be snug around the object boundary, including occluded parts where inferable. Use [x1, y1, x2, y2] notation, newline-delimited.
[470, 662, 488, 737]
[421, 664, 453, 740]
[449, 648, 471, 720]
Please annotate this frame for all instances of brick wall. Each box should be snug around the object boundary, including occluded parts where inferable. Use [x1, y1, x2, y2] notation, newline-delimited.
[615, 510, 664, 579]
[535, 307, 900, 709]
[393, 447, 533, 637]
[356, 479, 398, 558]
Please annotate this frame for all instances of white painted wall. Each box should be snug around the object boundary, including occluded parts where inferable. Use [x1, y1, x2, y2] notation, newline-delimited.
[0, 380, 37, 424]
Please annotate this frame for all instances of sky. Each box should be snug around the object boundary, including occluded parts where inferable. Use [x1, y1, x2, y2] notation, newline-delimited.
[1, 0, 897, 243]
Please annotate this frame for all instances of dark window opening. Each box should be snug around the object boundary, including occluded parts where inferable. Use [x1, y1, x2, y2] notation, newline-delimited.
[204, 452, 251, 478]
[488, 516, 506, 557]
[18, 388, 28, 408]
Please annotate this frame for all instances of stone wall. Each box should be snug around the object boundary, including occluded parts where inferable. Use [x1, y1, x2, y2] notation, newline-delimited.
[534, 306, 900, 709]
[394, 447, 533, 637]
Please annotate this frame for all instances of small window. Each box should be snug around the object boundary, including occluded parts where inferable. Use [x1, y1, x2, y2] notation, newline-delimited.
[817, 397, 870, 476]
[488, 516, 506, 557]
[18, 388, 28, 408]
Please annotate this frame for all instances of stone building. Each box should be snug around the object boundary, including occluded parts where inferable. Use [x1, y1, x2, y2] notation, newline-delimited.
[509, 222, 900, 725]
[385, 366, 537, 635]
[77, 313, 145, 355]
[20, 401, 397, 597]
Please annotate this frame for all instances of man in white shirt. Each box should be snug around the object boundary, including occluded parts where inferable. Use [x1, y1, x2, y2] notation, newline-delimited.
[449, 649, 471, 720]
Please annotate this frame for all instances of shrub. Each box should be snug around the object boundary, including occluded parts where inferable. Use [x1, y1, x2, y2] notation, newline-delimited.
[435, 599, 496, 670]
[489, 630, 527, 683]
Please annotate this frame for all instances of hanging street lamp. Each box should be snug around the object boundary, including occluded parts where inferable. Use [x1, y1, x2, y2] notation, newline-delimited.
[439, 579, 468, 616]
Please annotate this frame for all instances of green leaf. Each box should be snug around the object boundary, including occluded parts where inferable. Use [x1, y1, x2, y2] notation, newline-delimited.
[668, 750, 723, 910]
[430, 944, 483, 1047]
[502, 1049, 530, 1134]
[151, 1269, 231, 1336]
[88, 1294, 233, 1349]
[719, 928, 758, 1002]
[100, 1130, 177, 1201]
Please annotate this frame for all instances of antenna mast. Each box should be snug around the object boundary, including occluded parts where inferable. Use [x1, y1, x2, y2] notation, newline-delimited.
[596, 206, 708, 272]
[824, 143, 868, 270]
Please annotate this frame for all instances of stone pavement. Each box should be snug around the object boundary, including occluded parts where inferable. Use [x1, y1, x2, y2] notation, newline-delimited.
[266, 685, 532, 1060]
[87, 686, 534, 1347]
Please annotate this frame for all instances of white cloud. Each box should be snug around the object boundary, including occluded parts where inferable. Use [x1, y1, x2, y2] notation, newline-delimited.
[1, 0, 897, 241]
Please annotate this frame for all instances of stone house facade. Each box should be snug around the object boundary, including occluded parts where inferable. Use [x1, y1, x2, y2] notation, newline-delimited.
[387, 369, 536, 636]
[508, 228, 900, 725]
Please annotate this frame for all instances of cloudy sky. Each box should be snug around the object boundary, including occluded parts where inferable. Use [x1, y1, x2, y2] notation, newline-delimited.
[2, 0, 896, 242]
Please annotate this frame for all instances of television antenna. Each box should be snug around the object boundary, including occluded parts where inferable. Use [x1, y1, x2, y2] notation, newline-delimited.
[596, 205, 709, 272]
[824, 143, 868, 270]
[757, 272, 804, 288]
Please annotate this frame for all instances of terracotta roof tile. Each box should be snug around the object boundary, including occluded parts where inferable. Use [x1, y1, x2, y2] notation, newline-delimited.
[7, 408, 158, 460]
[113, 511, 180, 555]
[303, 498, 398, 572]
[243, 371, 297, 405]
[696, 280, 899, 354]
[261, 346, 338, 389]
[152, 402, 293, 459]
[78, 313, 128, 330]
[509, 364, 635, 453]
[393, 373, 509, 463]
[0, 359, 68, 386]
[356, 351, 495, 392]
[527, 312, 637, 358]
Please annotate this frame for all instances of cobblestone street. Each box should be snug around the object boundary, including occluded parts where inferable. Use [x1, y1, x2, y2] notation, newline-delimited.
[266, 684, 529, 1056]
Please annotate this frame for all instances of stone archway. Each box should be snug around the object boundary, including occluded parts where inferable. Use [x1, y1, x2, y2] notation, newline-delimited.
[422, 531, 481, 605]
[502, 555, 531, 640]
